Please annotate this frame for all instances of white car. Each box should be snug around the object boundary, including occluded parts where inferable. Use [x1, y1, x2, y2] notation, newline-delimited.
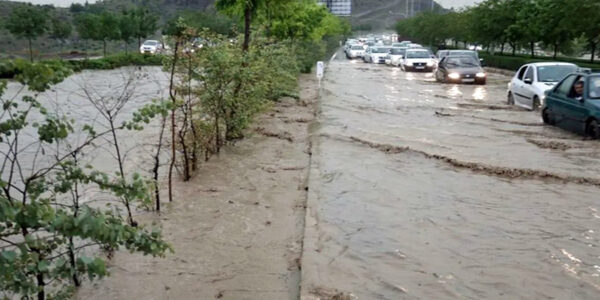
[400, 49, 436, 71]
[140, 40, 162, 54]
[346, 45, 365, 59]
[507, 62, 578, 110]
[363, 46, 391, 64]
[385, 48, 406, 67]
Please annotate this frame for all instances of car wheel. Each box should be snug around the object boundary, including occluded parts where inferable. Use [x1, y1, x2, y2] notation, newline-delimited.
[532, 96, 541, 111]
[542, 108, 555, 125]
[507, 92, 515, 105]
[587, 119, 600, 139]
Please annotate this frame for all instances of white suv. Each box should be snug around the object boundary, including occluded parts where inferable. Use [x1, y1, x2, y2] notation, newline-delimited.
[140, 40, 162, 54]
[507, 62, 578, 110]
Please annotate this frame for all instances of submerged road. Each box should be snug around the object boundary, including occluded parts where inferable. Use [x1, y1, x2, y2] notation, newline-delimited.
[301, 51, 600, 299]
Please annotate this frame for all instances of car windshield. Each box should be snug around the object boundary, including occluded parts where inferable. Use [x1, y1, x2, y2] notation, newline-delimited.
[143, 41, 158, 46]
[590, 76, 600, 99]
[537, 65, 578, 82]
[392, 43, 403, 47]
[372, 47, 390, 53]
[446, 56, 480, 67]
[351, 45, 364, 50]
[406, 51, 429, 58]
[449, 51, 477, 59]
[390, 48, 405, 55]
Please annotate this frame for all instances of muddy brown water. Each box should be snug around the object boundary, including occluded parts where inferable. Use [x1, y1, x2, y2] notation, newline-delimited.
[301, 52, 600, 299]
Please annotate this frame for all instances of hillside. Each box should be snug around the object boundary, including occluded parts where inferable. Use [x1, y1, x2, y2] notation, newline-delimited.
[351, 0, 444, 30]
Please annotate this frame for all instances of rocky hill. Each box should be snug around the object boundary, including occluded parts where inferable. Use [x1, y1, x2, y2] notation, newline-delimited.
[351, 0, 444, 29]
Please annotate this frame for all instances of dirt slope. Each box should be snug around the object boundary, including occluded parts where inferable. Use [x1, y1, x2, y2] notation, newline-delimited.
[76, 74, 318, 300]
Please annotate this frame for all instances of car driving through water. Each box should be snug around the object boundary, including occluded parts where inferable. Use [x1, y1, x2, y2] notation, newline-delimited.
[363, 46, 391, 64]
[400, 49, 436, 72]
[507, 62, 578, 110]
[542, 71, 600, 138]
[435, 56, 487, 84]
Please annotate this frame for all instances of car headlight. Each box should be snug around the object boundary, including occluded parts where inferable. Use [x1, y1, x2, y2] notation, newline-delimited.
[476, 72, 486, 78]
[426, 61, 434, 66]
[406, 62, 413, 66]
[448, 73, 460, 80]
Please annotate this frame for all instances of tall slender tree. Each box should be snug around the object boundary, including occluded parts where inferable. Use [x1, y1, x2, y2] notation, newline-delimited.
[5, 4, 48, 62]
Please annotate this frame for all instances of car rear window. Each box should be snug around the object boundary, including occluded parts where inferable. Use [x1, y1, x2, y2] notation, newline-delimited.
[351, 46, 364, 50]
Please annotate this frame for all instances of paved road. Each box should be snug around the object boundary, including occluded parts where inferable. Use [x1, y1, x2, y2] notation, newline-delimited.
[301, 51, 600, 299]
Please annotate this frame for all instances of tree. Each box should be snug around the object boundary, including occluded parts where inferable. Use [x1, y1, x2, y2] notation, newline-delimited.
[537, 0, 575, 58]
[0, 60, 171, 300]
[133, 8, 158, 49]
[4, 4, 48, 62]
[216, 0, 267, 51]
[75, 13, 99, 56]
[573, 0, 600, 62]
[97, 11, 121, 56]
[119, 10, 137, 53]
[49, 17, 72, 45]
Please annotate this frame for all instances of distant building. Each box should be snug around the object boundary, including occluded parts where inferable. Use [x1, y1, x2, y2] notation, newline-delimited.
[318, 0, 352, 16]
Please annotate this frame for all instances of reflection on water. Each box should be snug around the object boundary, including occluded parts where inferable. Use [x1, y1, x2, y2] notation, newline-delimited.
[472, 86, 486, 100]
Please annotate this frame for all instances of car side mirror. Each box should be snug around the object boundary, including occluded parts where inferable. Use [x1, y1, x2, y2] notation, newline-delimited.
[479, 58, 486, 67]
[524, 78, 533, 84]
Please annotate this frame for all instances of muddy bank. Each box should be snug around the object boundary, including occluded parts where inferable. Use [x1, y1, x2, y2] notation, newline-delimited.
[76, 74, 318, 300]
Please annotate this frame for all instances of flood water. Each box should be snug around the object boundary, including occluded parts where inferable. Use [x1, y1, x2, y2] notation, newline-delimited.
[304, 52, 600, 299]
[1, 66, 169, 206]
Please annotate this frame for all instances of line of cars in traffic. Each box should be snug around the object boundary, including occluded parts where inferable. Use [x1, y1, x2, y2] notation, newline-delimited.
[344, 36, 600, 139]
[344, 37, 488, 85]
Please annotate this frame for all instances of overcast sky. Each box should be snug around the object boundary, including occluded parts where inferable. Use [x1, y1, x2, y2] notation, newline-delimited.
[15, 0, 479, 9]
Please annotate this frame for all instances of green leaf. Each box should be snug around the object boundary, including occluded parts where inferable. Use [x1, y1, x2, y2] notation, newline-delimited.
[1, 250, 17, 262]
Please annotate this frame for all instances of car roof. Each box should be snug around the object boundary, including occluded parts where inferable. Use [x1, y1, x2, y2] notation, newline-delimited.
[527, 62, 578, 67]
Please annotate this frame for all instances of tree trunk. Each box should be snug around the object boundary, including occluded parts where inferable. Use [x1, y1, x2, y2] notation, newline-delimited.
[553, 43, 558, 59]
[68, 237, 81, 286]
[500, 42, 505, 55]
[168, 40, 180, 203]
[103, 40, 107, 57]
[125, 41, 128, 54]
[28, 38, 33, 62]
[109, 116, 135, 226]
[154, 115, 166, 211]
[37, 272, 45, 300]
[591, 42, 596, 63]
[243, 4, 252, 52]
[138, 37, 142, 49]
[511, 43, 516, 56]
[530, 42, 535, 58]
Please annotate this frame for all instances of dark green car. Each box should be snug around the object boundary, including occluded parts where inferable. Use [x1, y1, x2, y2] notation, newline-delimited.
[542, 71, 600, 138]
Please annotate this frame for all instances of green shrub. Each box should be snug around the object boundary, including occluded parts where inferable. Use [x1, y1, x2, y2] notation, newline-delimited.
[480, 52, 600, 72]
[0, 53, 164, 79]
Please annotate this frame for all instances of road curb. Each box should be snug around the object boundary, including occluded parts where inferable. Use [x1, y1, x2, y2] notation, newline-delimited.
[298, 50, 339, 300]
